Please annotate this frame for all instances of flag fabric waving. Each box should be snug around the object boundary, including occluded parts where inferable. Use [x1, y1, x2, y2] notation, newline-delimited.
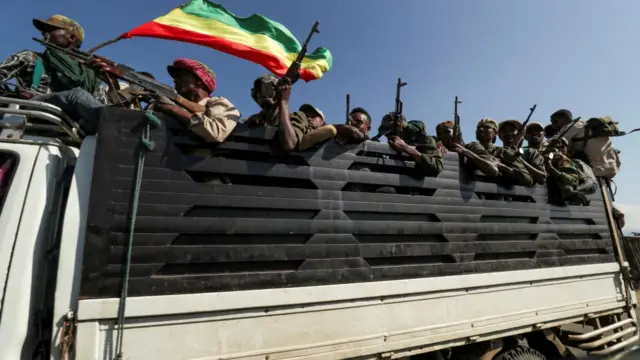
[120, 0, 333, 82]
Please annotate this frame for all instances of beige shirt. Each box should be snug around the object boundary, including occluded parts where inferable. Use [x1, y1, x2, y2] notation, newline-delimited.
[190, 96, 241, 143]
[558, 119, 620, 178]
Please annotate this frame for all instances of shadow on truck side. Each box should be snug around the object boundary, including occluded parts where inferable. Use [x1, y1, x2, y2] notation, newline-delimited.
[79, 107, 616, 299]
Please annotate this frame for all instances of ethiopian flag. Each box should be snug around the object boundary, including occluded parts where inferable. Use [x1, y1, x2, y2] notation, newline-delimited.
[120, 0, 332, 81]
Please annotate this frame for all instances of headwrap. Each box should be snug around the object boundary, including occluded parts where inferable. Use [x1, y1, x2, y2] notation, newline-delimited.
[167, 58, 217, 93]
[33, 15, 85, 43]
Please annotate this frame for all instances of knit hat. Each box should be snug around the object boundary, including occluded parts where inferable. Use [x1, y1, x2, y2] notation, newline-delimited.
[167, 58, 217, 93]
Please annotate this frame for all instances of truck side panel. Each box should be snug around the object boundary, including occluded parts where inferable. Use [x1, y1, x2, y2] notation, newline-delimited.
[80, 108, 615, 298]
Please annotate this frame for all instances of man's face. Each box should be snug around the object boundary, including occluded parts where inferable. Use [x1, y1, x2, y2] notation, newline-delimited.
[438, 126, 454, 143]
[305, 111, 325, 129]
[348, 112, 371, 135]
[476, 124, 496, 142]
[45, 28, 77, 49]
[173, 70, 201, 97]
[499, 123, 519, 146]
[525, 126, 545, 145]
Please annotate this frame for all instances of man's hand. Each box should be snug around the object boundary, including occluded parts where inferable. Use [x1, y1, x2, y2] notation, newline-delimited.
[278, 78, 292, 104]
[451, 143, 468, 155]
[437, 142, 448, 155]
[87, 57, 116, 76]
[388, 135, 408, 152]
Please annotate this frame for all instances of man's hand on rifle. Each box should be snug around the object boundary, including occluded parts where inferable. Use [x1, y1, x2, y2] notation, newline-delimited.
[388, 135, 409, 153]
[278, 78, 292, 104]
[87, 57, 116, 77]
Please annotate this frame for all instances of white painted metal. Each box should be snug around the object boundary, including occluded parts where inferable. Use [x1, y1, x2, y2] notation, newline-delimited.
[0, 141, 73, 359]
[74, 263, 628, 360]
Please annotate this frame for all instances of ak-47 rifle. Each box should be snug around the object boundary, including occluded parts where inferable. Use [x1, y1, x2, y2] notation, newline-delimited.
[515, 104, 537, 148]
[281, 21, 320, 85]
[345, 93, 351, 124]
[372, 78, 407, 141]
[453, 96, 462, 144]
[33, 38, 205, 113]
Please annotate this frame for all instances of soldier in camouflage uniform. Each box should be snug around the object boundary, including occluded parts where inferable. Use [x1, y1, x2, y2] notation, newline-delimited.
[247, 75, 336, 152]
[498, 120, 546, 185]
[544, 137, 589, 205]
[382, 113, 444, 177]
[435, 120, 460, 152]
[455, 118, 534, 187]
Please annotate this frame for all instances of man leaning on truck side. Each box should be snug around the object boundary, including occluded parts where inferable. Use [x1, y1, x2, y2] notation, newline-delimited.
[152, 58, 241, 143]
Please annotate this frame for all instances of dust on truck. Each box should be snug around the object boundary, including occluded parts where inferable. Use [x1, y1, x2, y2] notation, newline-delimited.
[0, 96, 637, 360]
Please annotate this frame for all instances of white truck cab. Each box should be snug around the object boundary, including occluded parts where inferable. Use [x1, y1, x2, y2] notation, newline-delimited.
[0, 96, 637, 360]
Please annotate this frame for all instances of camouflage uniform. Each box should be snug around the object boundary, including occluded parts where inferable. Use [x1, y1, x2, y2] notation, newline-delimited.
[466, 118, 534, 187]
[548, 152, 584, 205]
[399, 120, 444, 177]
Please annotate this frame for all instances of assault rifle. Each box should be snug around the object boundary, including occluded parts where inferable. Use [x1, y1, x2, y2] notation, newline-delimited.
[372, 78, 407, 141]
[281, 21, 320, 85]
[515, 104, 537, 148]
[453, 96, 462, 144]
[33, 38, 205, 113]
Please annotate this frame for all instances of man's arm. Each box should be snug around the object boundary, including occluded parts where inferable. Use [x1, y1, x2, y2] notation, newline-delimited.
[546, 156, 580, 188]
[0, 51, 35, 91]
[456, 143, 500, 178]
[157, 96, 240, 143]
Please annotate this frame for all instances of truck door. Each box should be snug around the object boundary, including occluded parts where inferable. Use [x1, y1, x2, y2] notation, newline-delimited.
[0, 143, 39, 314]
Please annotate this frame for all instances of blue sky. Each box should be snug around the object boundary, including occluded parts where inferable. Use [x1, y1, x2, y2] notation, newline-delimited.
[3, 1, 640, 230]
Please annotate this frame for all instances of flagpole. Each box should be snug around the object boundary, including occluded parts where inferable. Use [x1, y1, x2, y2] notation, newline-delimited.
[87, 36, 124, 54]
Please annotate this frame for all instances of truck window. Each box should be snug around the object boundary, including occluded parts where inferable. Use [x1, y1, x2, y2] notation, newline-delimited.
[0, 152, 17, 214]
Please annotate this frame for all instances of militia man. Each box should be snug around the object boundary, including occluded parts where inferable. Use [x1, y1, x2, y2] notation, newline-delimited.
[435, 120, 460, 152]
[544, 137, 590, 205]
[455, 118, 534, 187]
[154, 58, 240, 143]
[381, 113, 444, 177]
[335, 107, 371, 144]
[498, 120, 546, 186]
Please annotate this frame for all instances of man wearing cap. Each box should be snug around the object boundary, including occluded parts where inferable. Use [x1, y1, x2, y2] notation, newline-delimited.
[0, 15, 115, 134]
[382, 113, 444, 177]
[549, 109, 620, 178]
[543, 137, 588, 205]
[273, 79, 336, 152]
[454, 118, 534, 187]
[522, 122, 548, 185]
[497, 119, 542, 186]
[436, 120, 462, 151]
[155, 58, 240, 143]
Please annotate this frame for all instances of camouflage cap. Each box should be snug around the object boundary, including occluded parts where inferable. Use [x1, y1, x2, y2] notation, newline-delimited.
[477, 118, 498, 131]
[33, 15, 85, 43]
[436, 120, 454, 134]
[498, 119, 523, 132]
[406, 120, 427, 135]
[525, 122, 545, 132]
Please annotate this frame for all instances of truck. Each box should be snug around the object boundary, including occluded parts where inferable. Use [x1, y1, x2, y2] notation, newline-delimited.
[0, 95, 637, 360]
